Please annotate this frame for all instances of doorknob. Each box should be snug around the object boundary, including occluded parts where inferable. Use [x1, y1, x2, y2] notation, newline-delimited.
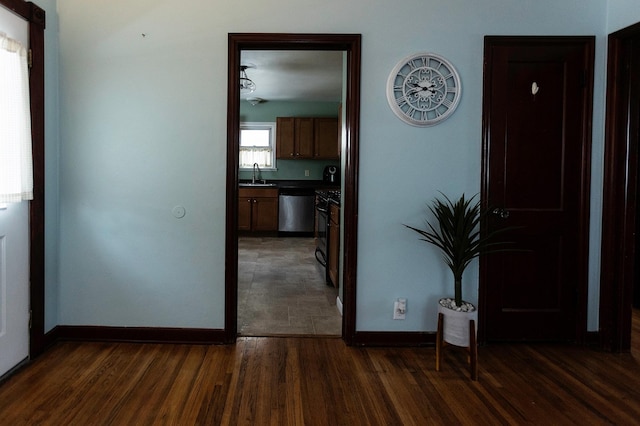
[492, 207, 510, 219]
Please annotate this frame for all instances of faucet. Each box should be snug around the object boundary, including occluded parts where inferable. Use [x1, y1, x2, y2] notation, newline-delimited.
[252, 163, 258, 184]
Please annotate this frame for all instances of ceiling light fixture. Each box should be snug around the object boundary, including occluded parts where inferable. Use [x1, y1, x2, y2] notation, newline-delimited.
[240, 65, 256, 94]
[246, 97, 265, 106]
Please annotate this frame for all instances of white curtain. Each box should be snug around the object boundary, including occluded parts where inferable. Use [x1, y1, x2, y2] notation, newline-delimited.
[239, 147, 273, 169]
[0, 32, 33, 203]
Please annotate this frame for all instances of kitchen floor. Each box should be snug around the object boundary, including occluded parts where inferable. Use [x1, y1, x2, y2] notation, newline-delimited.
[238, 237, 341, 336]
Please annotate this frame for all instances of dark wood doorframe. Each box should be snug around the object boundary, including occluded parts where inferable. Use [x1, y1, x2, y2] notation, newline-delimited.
[599, 22, 640, 352]
[225, 33, 361, 344]
[0, 0, 46, 357]
[479, 36, 594, 344]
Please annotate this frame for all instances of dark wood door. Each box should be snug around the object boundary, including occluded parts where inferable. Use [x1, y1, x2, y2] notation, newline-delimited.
[600, 23, 640, 351]
[481, 37, 594, 342]
[630, 39, 640, 310]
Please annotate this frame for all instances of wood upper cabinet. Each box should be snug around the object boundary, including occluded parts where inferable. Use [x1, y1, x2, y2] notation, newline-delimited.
[276, 117, 295, 159]
[314, 118, 339, 159]
[238, 188, 279, 232]
[276, 117, 339, 160]
[295, 117, 315, 158]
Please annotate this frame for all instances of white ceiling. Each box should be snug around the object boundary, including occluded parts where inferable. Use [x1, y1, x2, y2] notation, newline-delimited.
[240, 50, 344, 103]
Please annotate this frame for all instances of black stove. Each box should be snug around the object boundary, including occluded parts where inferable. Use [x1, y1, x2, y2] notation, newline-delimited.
[314, 189, 340, 284]
[316, 189, 341, 206]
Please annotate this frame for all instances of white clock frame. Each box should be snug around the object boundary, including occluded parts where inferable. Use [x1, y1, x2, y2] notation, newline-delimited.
[386, 52, 462, 127]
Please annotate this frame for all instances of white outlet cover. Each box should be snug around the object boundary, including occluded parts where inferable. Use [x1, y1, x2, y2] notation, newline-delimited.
[393, 300, 406, 320]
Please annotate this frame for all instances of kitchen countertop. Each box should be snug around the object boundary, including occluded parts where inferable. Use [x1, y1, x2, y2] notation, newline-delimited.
[239, 180, 340, 190]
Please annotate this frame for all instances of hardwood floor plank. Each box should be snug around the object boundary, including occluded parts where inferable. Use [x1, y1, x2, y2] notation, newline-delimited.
[284, 341, 304, 425]
[1, 336, 640, 425]
[369, 350, 431, 425]
[527, 345, 639, 424]
[222, 337, 254, 424]
[153, 346, 204, 423]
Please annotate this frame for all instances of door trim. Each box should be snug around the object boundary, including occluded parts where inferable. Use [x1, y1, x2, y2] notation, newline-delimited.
[599, 22, 640, 352]
[480, 36, 594, 344]
[225, 33, 361, 344]
[0, 0, 46, 357]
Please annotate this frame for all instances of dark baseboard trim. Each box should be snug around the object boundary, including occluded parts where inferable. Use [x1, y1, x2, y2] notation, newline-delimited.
[351, 331, 436, 347]
[47, 327, 434, 347]
[46, 327, 435, 347]
[55, 326, 227, 345]
[44, 326, 60, 348]
[585, 331, 601, 347]
[43, 327, 599, 349]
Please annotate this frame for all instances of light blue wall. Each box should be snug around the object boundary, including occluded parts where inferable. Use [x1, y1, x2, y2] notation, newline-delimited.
[53, 0, 624, 332]
[238, 100, 339, 181]
[240, 100, 338, 122]
[607, 0, 640, 33]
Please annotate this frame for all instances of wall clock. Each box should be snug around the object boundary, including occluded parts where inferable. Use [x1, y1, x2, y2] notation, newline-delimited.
[386, 52, 462, 127]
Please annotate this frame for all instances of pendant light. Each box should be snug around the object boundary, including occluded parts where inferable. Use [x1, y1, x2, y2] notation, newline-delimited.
[240, 65, 256, 93]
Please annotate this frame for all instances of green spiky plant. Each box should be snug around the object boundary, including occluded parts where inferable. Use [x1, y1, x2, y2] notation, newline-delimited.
[404, 193, 510, 308]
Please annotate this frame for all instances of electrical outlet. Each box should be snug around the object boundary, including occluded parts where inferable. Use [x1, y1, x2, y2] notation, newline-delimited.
[304, 169, 310, 177]
[393, 298, 406, 320]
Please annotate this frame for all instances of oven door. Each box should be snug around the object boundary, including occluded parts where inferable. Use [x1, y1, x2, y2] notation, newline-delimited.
[315, 204, 328, 267]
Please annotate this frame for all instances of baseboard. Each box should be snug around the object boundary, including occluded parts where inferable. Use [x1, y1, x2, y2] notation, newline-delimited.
[51, 326, 434, 347]
[352, 331, 436, 347]
[45, 326, 600, 348]
[44, 326, 60, 348]
[55, 325, 227, 345]
[43, 325, 604, 350]
[585, 331, 600, 347]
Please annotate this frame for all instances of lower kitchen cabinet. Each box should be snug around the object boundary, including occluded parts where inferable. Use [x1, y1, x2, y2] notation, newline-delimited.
[238, 188, 279, 232]
[328, 203, 340, 287]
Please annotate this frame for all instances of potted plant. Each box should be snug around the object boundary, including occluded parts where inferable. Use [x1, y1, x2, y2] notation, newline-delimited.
[405, 193, 509, 347]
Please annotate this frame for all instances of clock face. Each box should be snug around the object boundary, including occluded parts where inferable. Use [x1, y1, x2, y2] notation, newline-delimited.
[386, 53, 462, 127]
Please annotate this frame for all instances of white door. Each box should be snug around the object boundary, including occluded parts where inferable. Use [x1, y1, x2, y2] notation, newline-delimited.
[0, 6, 30, 378]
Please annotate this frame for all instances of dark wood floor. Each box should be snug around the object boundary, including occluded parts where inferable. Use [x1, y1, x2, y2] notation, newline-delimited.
[1, 312, 639, 425]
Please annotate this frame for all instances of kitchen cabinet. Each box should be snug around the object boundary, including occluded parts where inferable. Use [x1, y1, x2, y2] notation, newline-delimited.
[276, 117, 314, 159]
[276, 117, 339, 160]
[314, 118, 340, 159]
[328, 202, 340, 288]
[238, 188, 279, 232]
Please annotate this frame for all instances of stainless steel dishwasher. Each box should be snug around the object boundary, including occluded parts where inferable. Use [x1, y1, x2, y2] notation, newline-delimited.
[278, 188, 315, 233]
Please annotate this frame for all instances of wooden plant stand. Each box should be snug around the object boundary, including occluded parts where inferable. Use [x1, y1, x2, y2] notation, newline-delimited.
[435, 312, 478, 381]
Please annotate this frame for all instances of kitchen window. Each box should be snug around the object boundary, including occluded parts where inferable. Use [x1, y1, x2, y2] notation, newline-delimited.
[239, 122, 276, 170]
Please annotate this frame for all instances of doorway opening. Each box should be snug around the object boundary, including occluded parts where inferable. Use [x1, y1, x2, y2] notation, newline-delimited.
[225, 34, 361, 344]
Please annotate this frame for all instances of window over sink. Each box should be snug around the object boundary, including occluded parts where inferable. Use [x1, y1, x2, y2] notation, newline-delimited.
[239, 122, 276, 170]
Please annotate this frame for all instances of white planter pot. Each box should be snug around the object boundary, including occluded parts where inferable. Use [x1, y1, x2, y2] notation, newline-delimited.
[437, 298, 478, 347]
